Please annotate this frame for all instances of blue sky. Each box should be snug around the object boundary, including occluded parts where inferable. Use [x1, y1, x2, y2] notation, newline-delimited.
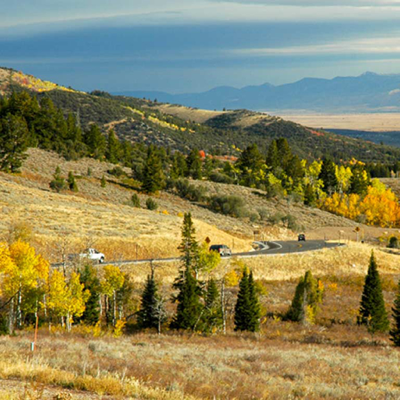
[2, 0, 400, 93]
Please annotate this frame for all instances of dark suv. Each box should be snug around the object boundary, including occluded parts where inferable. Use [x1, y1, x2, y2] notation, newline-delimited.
[209, 244, 232, 256]
[298, 234, 306, 241]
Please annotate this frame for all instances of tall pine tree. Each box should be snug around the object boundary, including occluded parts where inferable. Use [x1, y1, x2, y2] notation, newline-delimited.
[137, 270, 166, 332]
[319, 157, 338, 194]
[234, 269, 260, 332]
[79, 264, 101, 325]
[0, 114, 29, 172]
[142, 146, 165, 193]
[171, 212, 202, 331]
[358, 251, 389, 333]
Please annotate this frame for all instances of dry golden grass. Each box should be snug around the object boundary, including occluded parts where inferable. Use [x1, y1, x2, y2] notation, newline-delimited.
[2, 326, 400, 400]
[153, 104, 225, 124]
[275, 112, 400, 132]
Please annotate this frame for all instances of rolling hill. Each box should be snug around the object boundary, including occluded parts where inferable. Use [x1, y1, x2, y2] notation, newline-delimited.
[2, 67, 400, 162]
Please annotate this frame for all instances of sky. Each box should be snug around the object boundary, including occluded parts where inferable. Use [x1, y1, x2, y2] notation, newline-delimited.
[2, 0, 400, 93]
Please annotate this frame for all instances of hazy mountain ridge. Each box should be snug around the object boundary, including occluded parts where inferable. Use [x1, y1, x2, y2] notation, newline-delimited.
[117, 72, 400, 112]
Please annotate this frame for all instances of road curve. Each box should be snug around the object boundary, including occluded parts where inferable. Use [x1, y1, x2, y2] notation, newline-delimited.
[51, 240, 344, 268]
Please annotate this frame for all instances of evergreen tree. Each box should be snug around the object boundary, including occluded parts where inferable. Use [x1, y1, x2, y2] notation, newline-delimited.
[137, 271, 166, 332]
[170, 152, 188, 179]
[234, 269, 251, 331]
[203, 156, 214, 178]
[178, 213, 199, 273]
[100, 175, 106, 188]
[202, 279, 223, 333]
[390, 278, 400, 346]
[236, 144, 264, 187]
[319, 158, 338, 194]
[276, 138, 292, 169]
[105, 129, 121, 164]
[142, 146, 165, 193]
[0, 113, 29, 172]
[186, 148, 202, 180]
[170, 266, 203, 331]
[349, 165, 370, 196]
[358, 251, 389, 333]
[67, 171, 78, 192]
[49, 166, 66, 192]
[171, 212, 203, 331]
[79, 264, 100, 325]
[84, 124, 106, 159]
[266, 140, 279, 170]
[286, 270, 323, 324]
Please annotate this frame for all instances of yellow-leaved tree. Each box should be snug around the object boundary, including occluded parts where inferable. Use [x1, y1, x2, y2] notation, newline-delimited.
[101, 265, 124, 327]
[46, 270, 90, 331]
[0, 241, 49, 333]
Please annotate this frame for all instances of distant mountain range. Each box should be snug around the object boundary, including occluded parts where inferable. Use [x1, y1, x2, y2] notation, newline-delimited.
[114, 72, 400, 112]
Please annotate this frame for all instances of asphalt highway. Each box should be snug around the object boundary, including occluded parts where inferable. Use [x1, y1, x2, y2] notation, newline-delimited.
[52, 240, 343, 268]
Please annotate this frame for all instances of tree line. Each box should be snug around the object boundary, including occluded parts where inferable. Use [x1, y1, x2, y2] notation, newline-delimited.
[1, 214, 400, 344]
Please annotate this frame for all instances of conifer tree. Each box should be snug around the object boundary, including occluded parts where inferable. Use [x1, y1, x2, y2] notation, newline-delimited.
[105, 129, 121, 164]
[186, 148, 202, 180]
[202, 279, 223, 333]
[358, 251, 389, 333]
[137, 271, 166, 332]
[276, 138, 292, 169]
[319, 158, 338, 194]
[286, 270, 323, 324]
[390, 279, 400, 346]
[50, 166, 66, 192]
[84, 124, 106, 159]
[67, 171, 78, 192]
[79, 264, 100, 325]
[266, 139, 279, 170]
[178, 213, 199, 272]
[234, 268, 250, 331]
[171, 212, 202, 331]
[142, 146, 165, 193]
[100, 175, 106, 188]
[0, 113, 29, 172]
[349, 165, 370, 196]
[171, 266, 203, 331]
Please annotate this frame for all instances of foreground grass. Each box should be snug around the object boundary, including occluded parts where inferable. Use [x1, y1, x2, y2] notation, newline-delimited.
[1, 330, 400, 400]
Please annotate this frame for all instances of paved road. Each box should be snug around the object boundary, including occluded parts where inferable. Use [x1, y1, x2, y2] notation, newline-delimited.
[52, 240, 343, 268]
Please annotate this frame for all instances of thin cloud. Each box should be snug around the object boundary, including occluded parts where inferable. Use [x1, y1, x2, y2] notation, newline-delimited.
[229, 36, 400, 57]
[210, 0, 400, 6]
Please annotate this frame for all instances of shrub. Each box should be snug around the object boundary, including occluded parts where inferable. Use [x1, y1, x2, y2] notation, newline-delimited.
[146, 197, 158, 210]
[170, 179, 208, 202]
[388, 236, 399, 249]
[208, 195, 248, 218]
[108, 166, 126, 178]
[209, 171, 234, 184]
[257, 208, 270, 221]
[131, 193, 141, 207]
[267, 212, 285, 225]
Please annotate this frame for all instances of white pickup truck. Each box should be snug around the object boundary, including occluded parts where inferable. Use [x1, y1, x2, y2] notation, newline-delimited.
[69, 248, 105, 264]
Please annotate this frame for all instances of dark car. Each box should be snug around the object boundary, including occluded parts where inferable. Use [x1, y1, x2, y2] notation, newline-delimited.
[209, 244, 232, 256]
[298, 234, 306, 241]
